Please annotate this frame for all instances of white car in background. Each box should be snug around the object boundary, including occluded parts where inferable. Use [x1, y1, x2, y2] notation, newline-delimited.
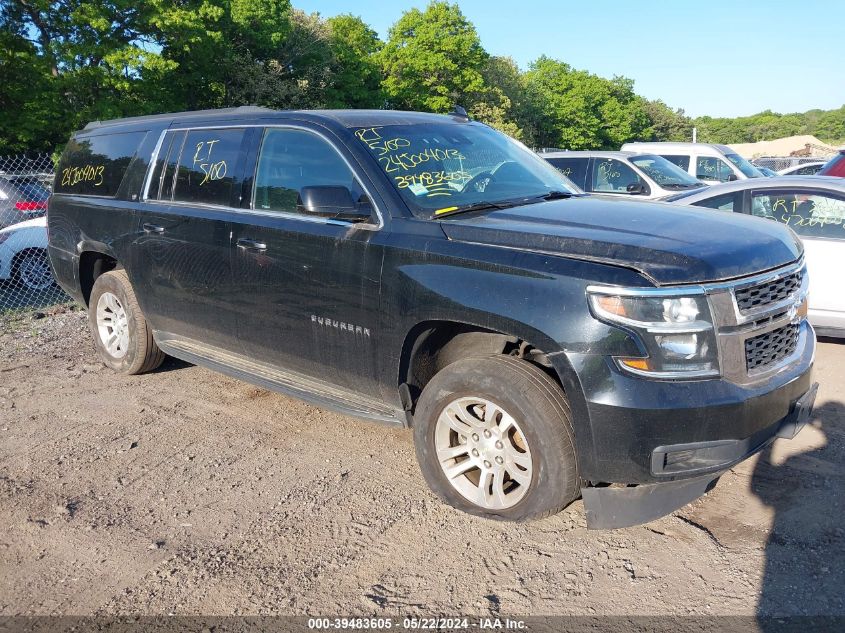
[663, 176, 845, 338]
[0, 216, 55, 291]
[777, 162, 826, 176]
[539, 150, 707, 200]
[621, 141, 765, 184]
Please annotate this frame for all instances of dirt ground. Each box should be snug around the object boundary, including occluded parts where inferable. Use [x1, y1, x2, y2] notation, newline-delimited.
[0, 306, 843, 618]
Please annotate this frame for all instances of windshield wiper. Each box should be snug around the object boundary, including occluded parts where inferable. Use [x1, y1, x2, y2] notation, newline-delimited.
[662, 183, 702, 190]
[433, 200, 524, 218]
[538, 190, 574, 200]
[433, 191, 575, 219]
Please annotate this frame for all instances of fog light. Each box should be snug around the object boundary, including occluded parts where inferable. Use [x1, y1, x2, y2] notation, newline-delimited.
[664, 449, 696, 468]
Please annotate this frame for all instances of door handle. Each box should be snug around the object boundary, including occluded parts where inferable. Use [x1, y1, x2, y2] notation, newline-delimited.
[237, 238, 268, 252]
[142, 223, 165, 234]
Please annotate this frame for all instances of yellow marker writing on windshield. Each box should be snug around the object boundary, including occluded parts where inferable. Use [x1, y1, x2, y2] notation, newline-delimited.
[435, 206, 459, 215]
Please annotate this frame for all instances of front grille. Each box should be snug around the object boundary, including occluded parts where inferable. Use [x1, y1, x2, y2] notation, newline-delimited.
[735, 270, 802, 313]
[745, 323, 800, 372]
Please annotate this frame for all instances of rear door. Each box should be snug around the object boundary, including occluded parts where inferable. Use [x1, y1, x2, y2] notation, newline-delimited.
[228, 125, 387, 394]
[129, 127, 251, 351]
[747, 187, 845, 329]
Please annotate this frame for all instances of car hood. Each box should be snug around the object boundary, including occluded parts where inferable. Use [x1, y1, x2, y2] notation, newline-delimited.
[439, 197, 803, 285]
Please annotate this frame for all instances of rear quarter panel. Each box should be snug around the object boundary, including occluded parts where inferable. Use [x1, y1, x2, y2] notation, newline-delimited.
[47, 127, 163, 303]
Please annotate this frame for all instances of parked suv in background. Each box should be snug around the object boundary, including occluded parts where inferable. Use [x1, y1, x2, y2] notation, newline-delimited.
[621, 142, 764, 184]
[48, 108, 816, 528]
[540, 150, 707, 199]
[818, 149, 845, 178]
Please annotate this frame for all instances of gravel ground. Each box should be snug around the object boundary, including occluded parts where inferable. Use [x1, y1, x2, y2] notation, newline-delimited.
[0, 306, 843, 617]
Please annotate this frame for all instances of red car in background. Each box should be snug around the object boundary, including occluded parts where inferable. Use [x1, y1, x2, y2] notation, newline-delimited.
[818, 149, 845, 177]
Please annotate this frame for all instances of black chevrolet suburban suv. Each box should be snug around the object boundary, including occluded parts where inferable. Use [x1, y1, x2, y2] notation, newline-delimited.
[47, 107, 817, 528]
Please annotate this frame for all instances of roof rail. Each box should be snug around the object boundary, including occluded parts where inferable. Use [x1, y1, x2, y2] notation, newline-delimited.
[82, 105, 276, 131]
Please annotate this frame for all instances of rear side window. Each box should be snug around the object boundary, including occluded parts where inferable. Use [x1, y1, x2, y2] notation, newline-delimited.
[172, 129, 247, 206]
[692, 192, 740, 213]
[661, 155, 690, 171]
[544, 157, 588, 189]
[751, 190, 845, 239]
[147, 131, 186, 201]
[56, 131, 148, 197]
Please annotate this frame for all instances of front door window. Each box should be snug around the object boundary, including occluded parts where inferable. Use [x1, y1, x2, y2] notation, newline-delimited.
[591, 158, 644, 193]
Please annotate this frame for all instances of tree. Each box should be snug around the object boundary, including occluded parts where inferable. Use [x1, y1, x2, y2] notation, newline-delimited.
[379, 1, 487, 113]
[642, 99, 693, 142]
[0, 16, 60, 153]
[227, 9, 333, 110]
[814, 106, 845, 144]
[1, 0, 167, 151]
[145, 0, 293, 110]
[324, 14, 383, 109]
[467, 56, 526, 140]
[522, 56, 650, 150]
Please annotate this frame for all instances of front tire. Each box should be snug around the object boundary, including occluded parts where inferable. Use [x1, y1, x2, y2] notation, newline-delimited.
[413, 355, 579, 521]
[88, 269, 165, 374]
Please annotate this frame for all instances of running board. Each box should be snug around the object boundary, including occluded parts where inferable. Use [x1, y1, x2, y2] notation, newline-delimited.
[155, 333, 405, 426]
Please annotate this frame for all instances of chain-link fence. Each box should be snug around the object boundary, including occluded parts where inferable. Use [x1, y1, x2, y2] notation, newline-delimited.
[751, 156, 832, 171]
[0, 154, 70, 313]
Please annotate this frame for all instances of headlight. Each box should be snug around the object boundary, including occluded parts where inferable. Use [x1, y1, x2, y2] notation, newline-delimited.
[588, 289, 720, 378]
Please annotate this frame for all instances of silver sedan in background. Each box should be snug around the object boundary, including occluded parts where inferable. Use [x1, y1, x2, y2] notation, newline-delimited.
[663, 176, 845, 338]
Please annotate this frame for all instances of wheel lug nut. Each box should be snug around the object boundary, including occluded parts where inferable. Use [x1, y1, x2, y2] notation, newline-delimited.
[494, 440, 503, 449]
[483, 429, 492, 438]
[495, 456, 504, 465]
[483, 460, 492, 469]
[471, 433, 480, 442]
[471, 449, 479, 457]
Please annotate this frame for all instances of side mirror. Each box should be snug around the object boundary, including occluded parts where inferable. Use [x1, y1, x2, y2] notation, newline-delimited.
[297, 186, 372, 223]
[626, 182, 647, 195]
[727, 174, 739, 182]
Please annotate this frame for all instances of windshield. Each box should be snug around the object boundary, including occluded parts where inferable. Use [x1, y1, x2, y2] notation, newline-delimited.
[628, 154, 704, 189]
[353, 122, 578, 218]
[724, 153, 763, 178]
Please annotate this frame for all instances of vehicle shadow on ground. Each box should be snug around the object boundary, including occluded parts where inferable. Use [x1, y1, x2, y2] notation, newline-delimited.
[754, 400, 845, 625]
[817, 336, 844, 345]
[153, 355, 193, 373]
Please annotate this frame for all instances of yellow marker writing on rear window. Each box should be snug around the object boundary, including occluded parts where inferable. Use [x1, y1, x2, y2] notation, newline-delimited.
[435, 206, 459, 215]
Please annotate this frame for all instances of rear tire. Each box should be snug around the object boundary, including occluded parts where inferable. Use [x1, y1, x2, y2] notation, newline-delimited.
[413, 355, 579, 521]
[88, 269, 165, 374]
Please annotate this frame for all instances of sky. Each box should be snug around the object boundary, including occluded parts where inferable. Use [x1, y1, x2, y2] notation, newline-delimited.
[295, 0, 845, 118]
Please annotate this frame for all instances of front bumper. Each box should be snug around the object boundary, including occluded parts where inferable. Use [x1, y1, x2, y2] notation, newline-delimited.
[554, 320, 815, 485]
[581, 381, 817, 529]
